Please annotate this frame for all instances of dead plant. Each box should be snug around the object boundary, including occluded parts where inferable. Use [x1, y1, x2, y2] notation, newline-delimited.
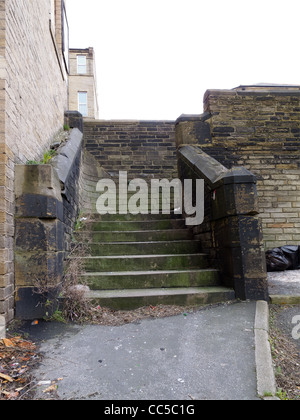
[60, 242, 91, 322]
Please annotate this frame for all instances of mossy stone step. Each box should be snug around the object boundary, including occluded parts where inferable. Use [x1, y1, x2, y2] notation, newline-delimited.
[72, 210, 235, 309]
[79, 253, 208, 272]
[83, 219, 186, 232]
[84, 287, 236, 310]
[81, 268, 219, 290]
[74, 229, 193, 243]
[86, 240, 202, 256]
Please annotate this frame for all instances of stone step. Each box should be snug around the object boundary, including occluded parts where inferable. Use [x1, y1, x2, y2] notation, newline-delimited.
[83, 219, 187, 232]
[85, 240, 202, 256]
[81, 269, 219, 290]
[90, 192, 178, 201]
[74, 229, 193, 243]
[82, 212, 183, 222]
[90, 194, 180, 215]
[80, 253, 208, 272]
[84, 287, 236, 310]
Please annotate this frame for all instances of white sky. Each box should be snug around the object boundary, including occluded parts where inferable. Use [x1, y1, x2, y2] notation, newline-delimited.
[67, 0, 300, 120]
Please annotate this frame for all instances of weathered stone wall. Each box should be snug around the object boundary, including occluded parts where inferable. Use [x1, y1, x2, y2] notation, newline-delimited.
[14, 128, 83, 319]
[0, 0, 68, 322]
[14, 164, 65, 319]
[177, 86, 300, 250]
[83, 120, 178, 181]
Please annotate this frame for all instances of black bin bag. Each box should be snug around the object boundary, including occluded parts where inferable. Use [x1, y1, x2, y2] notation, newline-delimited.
[266, 248, 291, 272]
[280, 245, 300, 270]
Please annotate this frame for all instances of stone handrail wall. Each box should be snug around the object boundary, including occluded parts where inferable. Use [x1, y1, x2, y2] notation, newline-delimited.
[177, 144, 268, 301]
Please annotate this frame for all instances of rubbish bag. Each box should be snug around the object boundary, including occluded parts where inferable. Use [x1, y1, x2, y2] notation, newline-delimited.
[280, 245, 300, 270]
[266, 248, 291, 272]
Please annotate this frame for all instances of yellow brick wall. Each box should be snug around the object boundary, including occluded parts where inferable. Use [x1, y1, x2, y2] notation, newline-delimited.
[203, 87, 300, 250]
[0, 0, 68, 321]
[5, 0, 68, 163]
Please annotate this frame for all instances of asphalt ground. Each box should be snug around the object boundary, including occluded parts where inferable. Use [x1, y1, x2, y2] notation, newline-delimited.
[6, 270, 298, 401]
[18, 301, 261, 401]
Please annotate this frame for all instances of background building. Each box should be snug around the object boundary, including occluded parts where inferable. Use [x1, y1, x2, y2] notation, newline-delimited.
[69, 47, 99, 119]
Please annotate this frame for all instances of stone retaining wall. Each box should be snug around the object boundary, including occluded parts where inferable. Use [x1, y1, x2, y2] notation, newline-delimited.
[14, 128, 83, 319]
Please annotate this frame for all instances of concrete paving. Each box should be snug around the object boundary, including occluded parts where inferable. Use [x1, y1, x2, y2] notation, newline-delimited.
[18, 301, 263, 400]
[268, 269, 300, 304]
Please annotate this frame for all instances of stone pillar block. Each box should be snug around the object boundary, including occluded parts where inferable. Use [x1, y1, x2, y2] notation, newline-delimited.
[177, 145, 269, 302]
[64, 111, 83, 133]
[14, 164, 65, 319]
[175, 113, 212, 149]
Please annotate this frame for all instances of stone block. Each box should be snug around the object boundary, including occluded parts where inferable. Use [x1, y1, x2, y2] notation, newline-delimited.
[213, 216, 264, 249]
[15, 286, 61, 320]
[15, 164, 62, 201]
[217, 243, 268, 301]
[15, 251, 64, 288]
[15, 219, 64, 252]
[212, 177, 259, 221]
[64, 111, 83, 133]
[175, 116, 212, 148]
[15, 193, 64, 220]
[51, 128, 83, 187]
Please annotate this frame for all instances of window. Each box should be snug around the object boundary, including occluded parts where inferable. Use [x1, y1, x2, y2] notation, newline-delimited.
[62, 1, 69, 73]
[78, 92, 88, 117]
[49, 0, 55, 32]
[77, 55, 87, 74]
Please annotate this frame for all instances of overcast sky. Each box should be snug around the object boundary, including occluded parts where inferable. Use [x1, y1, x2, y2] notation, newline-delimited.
[67, 0, 300, 120]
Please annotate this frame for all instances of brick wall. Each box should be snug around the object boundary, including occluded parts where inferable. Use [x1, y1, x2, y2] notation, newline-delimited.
[0, 144, 15, 322]
[83, 120, 178, 181]
[0, 0, 68, 322]
[201, 86, 300, 250]
[5, 0, 68, 163]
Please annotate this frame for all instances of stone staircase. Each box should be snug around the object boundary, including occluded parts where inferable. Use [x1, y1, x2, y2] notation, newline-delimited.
[72, 211, 235, 310]
[73, 120, 235, 309]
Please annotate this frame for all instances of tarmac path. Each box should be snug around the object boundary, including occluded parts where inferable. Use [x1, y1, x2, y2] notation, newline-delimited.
[21, 301, 259, 400]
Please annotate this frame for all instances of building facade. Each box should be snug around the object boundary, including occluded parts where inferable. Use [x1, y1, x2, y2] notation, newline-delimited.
[69, 48, 99, 119]
[0, 0, 69, 323]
